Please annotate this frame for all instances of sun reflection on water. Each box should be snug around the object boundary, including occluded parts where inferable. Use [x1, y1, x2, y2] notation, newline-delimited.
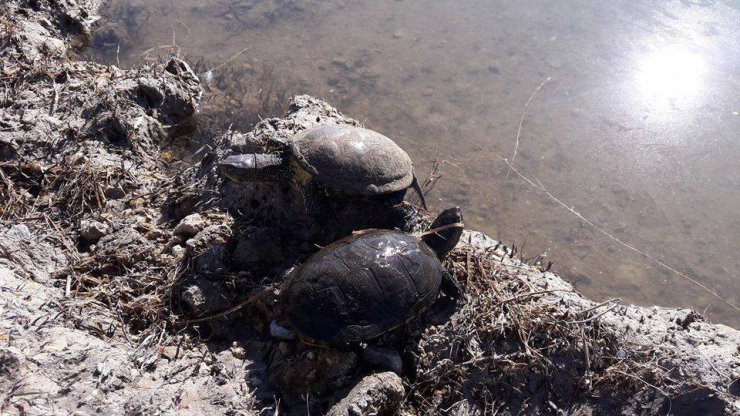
[633, 45, 706, 108]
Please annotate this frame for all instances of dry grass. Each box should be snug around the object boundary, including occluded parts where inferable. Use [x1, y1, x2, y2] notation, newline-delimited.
[402, 241, 686, 413]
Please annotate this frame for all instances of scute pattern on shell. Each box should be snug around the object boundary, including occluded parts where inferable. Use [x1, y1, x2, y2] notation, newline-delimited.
[290, 124, 414, 195]
[282, 230, 444, 345]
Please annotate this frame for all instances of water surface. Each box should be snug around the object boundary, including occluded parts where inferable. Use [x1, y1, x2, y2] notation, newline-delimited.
[92, 0, 740, 325]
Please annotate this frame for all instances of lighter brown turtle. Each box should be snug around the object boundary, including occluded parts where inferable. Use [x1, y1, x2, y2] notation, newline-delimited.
[218, 124, 427, 208]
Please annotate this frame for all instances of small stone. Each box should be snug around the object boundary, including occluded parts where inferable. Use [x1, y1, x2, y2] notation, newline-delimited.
[96, 227, 152, 266]
[173, 213, 204, 237]
[331, 56, 349, 69]
[6, 224, 33, 241]
[80, 220, 109, 242]
[171, 245, 185, 257]
[0, 348, 22, 375]
[230, 342, 246, 359]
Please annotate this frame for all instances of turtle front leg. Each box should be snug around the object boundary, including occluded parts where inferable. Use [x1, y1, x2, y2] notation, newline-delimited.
[440, 269, 464, 301]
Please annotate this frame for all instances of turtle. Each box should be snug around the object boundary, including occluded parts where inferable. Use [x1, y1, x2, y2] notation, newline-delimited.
[279, 206, 464, 347]
[218, 124, 427, 209]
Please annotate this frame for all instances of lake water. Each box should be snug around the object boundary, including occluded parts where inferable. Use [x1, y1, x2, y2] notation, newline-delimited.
[91, 0, 740, 326]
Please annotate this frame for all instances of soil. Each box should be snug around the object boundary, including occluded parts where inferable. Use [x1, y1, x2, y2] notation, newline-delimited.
[1, 1, 738, 415]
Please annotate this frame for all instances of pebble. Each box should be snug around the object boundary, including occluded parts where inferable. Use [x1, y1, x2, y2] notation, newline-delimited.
[6, 224, 33, 241]
[230, 342, 246, 359]
[80, 220, 109, 242]
[171, 245, 185, 257]
[173, 213, 204, 237]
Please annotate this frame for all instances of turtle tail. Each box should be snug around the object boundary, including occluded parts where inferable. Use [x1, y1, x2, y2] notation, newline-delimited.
[411, 171, 428, 210]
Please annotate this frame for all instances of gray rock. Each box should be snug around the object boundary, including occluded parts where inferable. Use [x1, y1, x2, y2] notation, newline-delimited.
[327, 372, 404, 416]
[0, 348, 23, 375]
[186, 224, 231, 255]
[173, 213, 204, 237]
[171, 245, 186, 257]
[180, 280, 228, 316]
[6, 224, 33, 241]
[96, 227, 151, 266]
[80, 220, 109, 241]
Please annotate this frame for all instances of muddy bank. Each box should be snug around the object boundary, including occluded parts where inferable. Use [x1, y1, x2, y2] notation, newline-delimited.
[1, 1, 739, 415]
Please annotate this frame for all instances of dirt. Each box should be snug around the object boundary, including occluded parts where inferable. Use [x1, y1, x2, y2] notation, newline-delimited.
[0, 1, 738, 415]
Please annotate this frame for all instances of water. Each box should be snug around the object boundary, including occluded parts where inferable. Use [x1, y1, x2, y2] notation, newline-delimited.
[91, 0, 740, 326]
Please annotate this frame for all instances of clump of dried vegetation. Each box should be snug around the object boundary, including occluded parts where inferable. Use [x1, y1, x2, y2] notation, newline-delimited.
[399, 238, 701, 414]
[193, 60, 296, 134]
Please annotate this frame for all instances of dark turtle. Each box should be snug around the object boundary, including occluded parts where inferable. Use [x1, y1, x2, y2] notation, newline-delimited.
[280, 207, 463, 346]
[218, 124, 427, 208]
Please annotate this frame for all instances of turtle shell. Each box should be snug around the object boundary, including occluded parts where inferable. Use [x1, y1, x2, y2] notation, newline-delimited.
[281, 229, 444, 346]
[290, 124, 414, 195]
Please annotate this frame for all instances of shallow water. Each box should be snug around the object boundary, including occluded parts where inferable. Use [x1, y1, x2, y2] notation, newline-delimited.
[92, 0, 740, 326]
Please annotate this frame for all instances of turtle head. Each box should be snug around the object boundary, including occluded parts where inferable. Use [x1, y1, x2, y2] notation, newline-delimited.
[421, 206, 464, 260]
[218, 153, 289, 182]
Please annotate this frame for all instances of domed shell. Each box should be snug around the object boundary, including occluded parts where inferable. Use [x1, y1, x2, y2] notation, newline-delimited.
[290, 124, 414, 195]
[281, 229, 444, 346]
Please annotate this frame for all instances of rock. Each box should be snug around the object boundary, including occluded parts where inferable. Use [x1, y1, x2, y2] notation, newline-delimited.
[173, 213, 204, 237]
[186, 224, 231, 255]
[269, 347, 358, 395]
[1, 225, 67, 280]
[230, 342, 246, 359]
[179, 279, 227, 316]
[327, 372, 404, 416]
[194, 245, 227, 272]
[80, 220, 109, 241]
[171, 245, 186, 257]
[96, 227, 152, 266]
[6, 224, 33, 241]
[0, 348, 23, 375]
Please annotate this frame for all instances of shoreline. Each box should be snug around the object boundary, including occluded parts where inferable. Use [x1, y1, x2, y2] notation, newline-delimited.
[1, 1, 738, 414]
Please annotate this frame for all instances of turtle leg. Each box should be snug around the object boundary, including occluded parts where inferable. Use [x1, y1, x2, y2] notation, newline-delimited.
[422, 270, 463, 326]
[439, 269, 464, 300]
